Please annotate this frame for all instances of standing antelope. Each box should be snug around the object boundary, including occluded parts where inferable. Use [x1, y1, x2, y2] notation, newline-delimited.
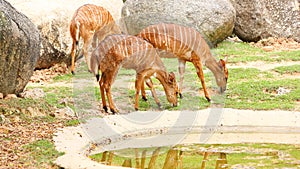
[137, 23, 228, 101]
[90, 35, 178, 114]
[69, 4, 120, 74]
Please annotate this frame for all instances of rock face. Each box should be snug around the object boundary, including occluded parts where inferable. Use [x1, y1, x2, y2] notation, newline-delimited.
[121, 0, 236, 46]
[0, 0, 40, 96]
[232, 0, 300, 42]
[7, 0, 124, 69]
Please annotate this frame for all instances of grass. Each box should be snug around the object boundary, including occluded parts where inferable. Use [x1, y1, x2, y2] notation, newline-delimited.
[52, 73, 73, 82]
[98, 39, 300, 112]
[212, 41, 300, 63]
[88, 40, 300, 167]
[273, 64, 300, 74]
[2, 39, 299, 168]
[225, 68, 300, 110]
[20, 140, 64, 167]
[65, 119, 80, 126]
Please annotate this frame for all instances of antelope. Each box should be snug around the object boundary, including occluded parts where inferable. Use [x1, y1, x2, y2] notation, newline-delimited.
[69, 4, 120, 74]
[90, 35, 178, 114]
[90, 33, 160, 103]
[137, 23, 228, 101]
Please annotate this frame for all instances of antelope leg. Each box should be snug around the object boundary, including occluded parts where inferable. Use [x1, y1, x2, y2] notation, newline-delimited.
[99, 73, 108, 112]
[83, 37, 93, 72]
[105, 85, 118, 114]
[141, 80, 147, 101]
[191, 57, 211, 102]
[134, 73, 145, 111]
[145, 78, 161, 109]
[104, 68, 120, 114]
[70, 39, 76, 74]
[178, 59, 186, 99]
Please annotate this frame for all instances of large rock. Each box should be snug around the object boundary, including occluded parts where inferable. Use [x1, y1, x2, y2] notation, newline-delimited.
[121, 0, 236, 46]
[232, 0, 300, 42]
[7, 0, 124, 69]
[0, 0, 40, 96]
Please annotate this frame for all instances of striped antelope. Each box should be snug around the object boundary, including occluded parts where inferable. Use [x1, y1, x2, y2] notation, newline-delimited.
[137, 23, 228, 101]
[69, 4, 120, 74]
[90, 34, 160, 103]
[90, 35, 178, 114]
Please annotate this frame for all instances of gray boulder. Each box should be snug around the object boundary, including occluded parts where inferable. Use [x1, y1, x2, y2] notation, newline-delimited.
[121, 0, 236, 46]
[7, 0, 124, 69]
[232, 0, 300, 42]
[0, 0, 40, 96]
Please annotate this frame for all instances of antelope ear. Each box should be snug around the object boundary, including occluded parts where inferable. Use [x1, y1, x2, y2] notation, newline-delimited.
[221, 55, 228, 63]
[219, 59, 226, 68]
[169, 72, 176, 82]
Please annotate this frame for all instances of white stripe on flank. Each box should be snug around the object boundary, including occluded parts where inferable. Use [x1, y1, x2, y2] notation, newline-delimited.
[75, 21, 80, 41]
[157, 28, 162, 47]
[163, 24, 167, 47]
[173, 24, 176, 53]
[153, 25, 158, 46]
[124, 38, 128, 57]
[87, 5, 93, 25]
[179, 25, 183, 53]
[167, 25, 171, 51]
[117, 42, 122, 57]
[190, 28, 196, 51]
[187, 28, 192, 50]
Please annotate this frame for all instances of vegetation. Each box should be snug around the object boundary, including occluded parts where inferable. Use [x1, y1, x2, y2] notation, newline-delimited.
[1, 39, 299, 168]
[100, 40, 300, 112]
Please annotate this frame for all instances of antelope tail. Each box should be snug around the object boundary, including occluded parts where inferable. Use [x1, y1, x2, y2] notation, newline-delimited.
[75, 21, 80, 46]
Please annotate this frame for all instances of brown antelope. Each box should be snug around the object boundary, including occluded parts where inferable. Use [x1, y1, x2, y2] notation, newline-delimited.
[137, 23, 228, 101]
[69, 4, 120, 74]
[90, 33, 160, 103]
[90, 35, 178, 114]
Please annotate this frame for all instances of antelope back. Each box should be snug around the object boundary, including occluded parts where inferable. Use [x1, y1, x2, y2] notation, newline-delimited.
[90, 34, 128, 74]
[107, 36, 165, 73]
[138, 23, 211, 61]
[70, 4, 115, 40]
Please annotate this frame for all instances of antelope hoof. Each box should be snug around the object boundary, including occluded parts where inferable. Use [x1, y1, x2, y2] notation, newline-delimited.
[179, 93, 183, 99]
[142, 96, 147, 101]
[156, 102, 162, 109]
[111, 109, 118, 115]
[96, 74, 100, 82]
[206, 96, 211, 102]
[103, 106, 108, 112]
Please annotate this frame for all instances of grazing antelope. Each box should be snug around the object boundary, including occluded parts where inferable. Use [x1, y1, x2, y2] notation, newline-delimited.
[137, 23, 228, 101]
[69, 4, 120, 74]
[90, 35, 178, 114]
[90, 33, 160, 103]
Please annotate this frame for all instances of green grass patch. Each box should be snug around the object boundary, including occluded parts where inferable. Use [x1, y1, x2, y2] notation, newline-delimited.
[44, 86, 73, 108]
[65, 119, 80, 126]
[20, 140, 64, 167]
[273, 64, 300, 74]
[212, 40, 300, 63]
[225, 67, 300, 110]
[52, 73, 73, 82]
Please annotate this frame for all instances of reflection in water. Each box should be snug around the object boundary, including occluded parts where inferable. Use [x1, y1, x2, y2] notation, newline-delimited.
[90, 145, 228, 169]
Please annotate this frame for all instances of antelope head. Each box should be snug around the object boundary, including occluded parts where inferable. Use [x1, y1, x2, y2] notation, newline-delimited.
[216, 56, 228, 93]
[164, 72, 179, 107]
